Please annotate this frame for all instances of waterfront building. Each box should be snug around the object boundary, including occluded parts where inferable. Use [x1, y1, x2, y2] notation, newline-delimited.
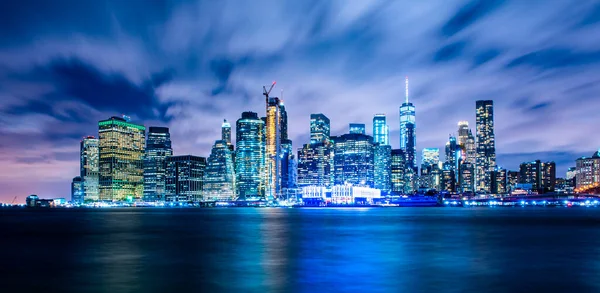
[310, 114, 330, 144]
[300, 186, 327, 199]
[80, 136, 99, 201]
[298, 142, 334, 188]
[98, 116, 145, 201]
[143, 127, 172, 202]
[281, 139, 295, 190]
[491, 168, 507, 194]
[457, 121, 476, 164]
[400, 77, 416, 167]
[373, 114, 389, 146]
[519, 160, 556, 194]
[349, 123, 366, 135]
[575, 151, 600, 190]
[507, 170, 519, 192]
[459, 163, 475, 193]
[391, 149, 406, 194]
[235, 111, 265, 199]
[420, 148, 439, 190]
[374, 144, 392, 193]
[165, 155, 206, 202]
[445, 135, 460, 172]
[405, 122, 417, 173]
[222, 119, 234, 152]
[71, 176, 84, 204]
[442, 164, 456, 192]
[330, 185, 381, 205]
[203, 140, 236, 201]
[332, 133, 375, 187]
[475, 100, 496, 193]
[265, 97, 282, 199]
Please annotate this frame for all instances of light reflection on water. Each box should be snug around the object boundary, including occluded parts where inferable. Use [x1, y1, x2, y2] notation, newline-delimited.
[1, 208, 600, 293]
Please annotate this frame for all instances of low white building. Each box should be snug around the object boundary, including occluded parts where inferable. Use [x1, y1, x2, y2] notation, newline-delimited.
[331, 185, 381, 204]
[301, 186, 328, 199]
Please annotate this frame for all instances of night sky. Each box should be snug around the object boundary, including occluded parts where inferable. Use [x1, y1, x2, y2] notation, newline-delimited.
[1, 0, 600, 202]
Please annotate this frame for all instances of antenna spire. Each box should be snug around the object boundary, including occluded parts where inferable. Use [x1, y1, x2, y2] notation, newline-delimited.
[405, 76, 409, 104]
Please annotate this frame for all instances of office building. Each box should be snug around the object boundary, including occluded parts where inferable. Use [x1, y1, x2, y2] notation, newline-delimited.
[80, 136, 99, 201]
[265, 97, 282, 199]
[98, 116, 145, 201]
[143, 127, 172, 202]
[422, 148, 440, 167]
[459, 163, 475, 193]
[310, 114, 330, 144]
[400, 77, 416, 167]
[235, 111, 265, 199]
[519, 160, 556, 194]
[71, 176, 84, 204]
[405, 122, 417, 172]
[420, 148, 439, 190]
[349, 123, 366, 135]
[475, 100, 496, 193]
[373, 114, 389, 145]
[442, 164, 455, 192]
[222, 119, 234, 152]
[165, 155, 206, 202]
[575, 151, 600, 190]
[507, 170, 519, 192]
[391, 149, 406, 194]
[203, 140, 236, 201]
[374, 144, 392, 193]
[457, 121, 476, 164]
[491, 168, 507, 194]
[281, 138, 295, 190]
[298, 142, 334, 188]
[332, 133, 375, 187]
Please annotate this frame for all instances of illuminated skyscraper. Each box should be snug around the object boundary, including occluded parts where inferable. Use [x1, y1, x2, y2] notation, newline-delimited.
[457, 121, 476, 164]
[310, 113, 330, 144]
[222, 119, 231, 144]
[491, 168, 507, 194]
[519, 160, 556, 194]
[165, 155, 206, 202]
[349, 123, 366, 135]
[391, 149, 406, 194]
[298, 142, 334, 188]
[420, 148, 439, 190]
[280, 101, 288, 141]
[575, 151, 600, 189]
[400, 77, 416, 167]
[235, 111, 265, 199]
[422, 148, 440, 166]
[80, 136, 99, 201]
[405, 122, 417, 171]
[203, 140, 236, 201]
[373, 114, 389, 145]
[374, 144, 392, 192]
[98, 116, 145, 201]
[71, 176, 84, 204]
[265, 97, 282, 199]
[459, 163, 475, 193]
[281, 138, 294, 190]
[475, 100, 496, 193]
[445, 135, 460, 176]
[332, 133, 375, 187]
[143, 127, 172, 202]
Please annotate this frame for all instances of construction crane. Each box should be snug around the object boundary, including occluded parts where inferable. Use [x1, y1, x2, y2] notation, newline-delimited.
[11, 196, 17, 205]
[263, 81, 276, 102]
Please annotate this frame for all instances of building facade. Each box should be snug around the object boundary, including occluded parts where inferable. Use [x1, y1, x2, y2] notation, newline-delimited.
[349, 123, 366, 135]
[374, 144, 392, 193]
[400, 77, 416, 167]
[519, 160, 556, 194]
[373, 114, 389, 145]
[391, 149, 406, 194]
[457, 121, 476, 164]
[80, 136, 99, 201]
[332, 133, 375, 187]
[575, 151, 600, 190]
[203, 140, 236, 201]
[98, 116, 145, 201]
[475, 100, 496, 193]
[71, 176, 84, 204]
[298, 142, 334, 188]
[235, 111, 265, 199]
[265, 97, 282, 199]
[143, 126, 172, 202]
[165, 155, 206, 202]
[310, 113, 330, 144]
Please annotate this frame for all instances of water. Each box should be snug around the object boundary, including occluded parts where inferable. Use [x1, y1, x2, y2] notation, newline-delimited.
[2, 207, 600, 293]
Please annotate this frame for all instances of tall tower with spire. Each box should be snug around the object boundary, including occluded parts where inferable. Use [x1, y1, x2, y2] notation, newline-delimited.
[399, 76, 416, 169]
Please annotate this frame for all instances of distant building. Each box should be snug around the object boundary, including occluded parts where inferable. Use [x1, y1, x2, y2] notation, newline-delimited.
[330, 185, 381, 205]
[203, 140, 236, 201]
[391, 149, 406, 194]
[144, 127, 173, 202]
[80, 136, 99, 201]
[575, 151, 600, 190]
[265, 97, 282, 199]
[165, 155, 206, 202]
[310, 114, 330, 144]
[372, 114, 389, 145]
[404, 122, 417, 173]
[71, 176, 84, 204]
[235, 112, 265, 199]
[422, 148, 440, 167]
[491, 168, 507, 194]
[475, 100, 496, 193]
[459, 162, 475, 193]
[98, 116, 145, 201]
[457, 121, 476, 164]
[374, 144, 392, 193]
[400, 77, 416, 168]
[519, 160, 556, 194]
[222, 119, 234, 152]
[507, 170, 519, 192]
[349, 123, 366, 135]
[442, 164, 455, 192]
[332, 133, 375, 187]
[297, 142, 334, 188]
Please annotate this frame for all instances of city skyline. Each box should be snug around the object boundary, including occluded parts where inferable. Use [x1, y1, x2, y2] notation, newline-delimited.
[2, 1, 600, 201]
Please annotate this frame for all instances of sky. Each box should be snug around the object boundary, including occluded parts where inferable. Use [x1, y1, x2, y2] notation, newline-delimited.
[1, 0, 600, 202]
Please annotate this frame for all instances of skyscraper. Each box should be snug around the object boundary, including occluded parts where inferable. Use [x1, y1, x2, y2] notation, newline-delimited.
[297, 142, 334, 188]
[98, 116, 145, 201]
[445, 135, 460, 182]
[405, 122, 417, 171]
[143, 127, 172, 202]
[420, 148, 439, 190]
[203, 140, 236, 201]
[457, 121, 476, 164]
[491, 168, 507, 194]
[80, 136, 99, 201]
[235, 111, 265, 199]
[332, 133, 375, 187]
[165, 155, 206, 202]
[374, 144, 392, 193]
[265, 97, 282, 199]
[391, 149, 406, 194]
[475, 100, 496, 193]
[373, 114, 389, 145]
[279, 101, 288, 141]
[400, 77, 416, 167]
[310, 113, 330, 144]
[349, 123, 366, 135]
[575, 151, 600, 190]
[519, 160, 556, 194]
[281, 138, 294, 191]
[222, 119, 231, 144]
[422, 148, 440, 167]
[71, 176, 84, 204]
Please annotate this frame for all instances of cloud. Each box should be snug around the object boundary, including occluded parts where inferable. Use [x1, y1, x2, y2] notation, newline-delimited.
[441, 0, 504, 37]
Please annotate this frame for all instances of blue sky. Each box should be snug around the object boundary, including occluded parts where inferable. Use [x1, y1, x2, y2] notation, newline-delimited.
[1, 0, 600, 201]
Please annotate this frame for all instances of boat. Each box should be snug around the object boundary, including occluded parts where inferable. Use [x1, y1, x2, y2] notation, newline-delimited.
[384, 195, 439, 207]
